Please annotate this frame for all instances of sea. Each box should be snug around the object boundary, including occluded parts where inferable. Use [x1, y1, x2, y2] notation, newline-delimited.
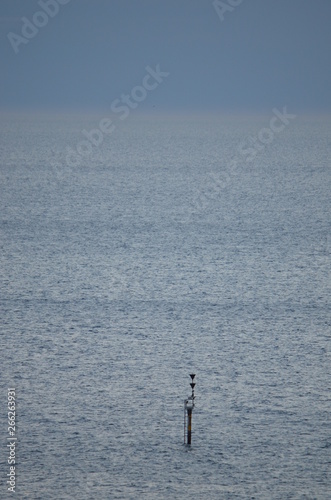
[0, 112, 330, 499]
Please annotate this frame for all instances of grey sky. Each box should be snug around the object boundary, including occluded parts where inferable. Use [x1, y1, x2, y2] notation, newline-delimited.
[1, 0, 330, 113]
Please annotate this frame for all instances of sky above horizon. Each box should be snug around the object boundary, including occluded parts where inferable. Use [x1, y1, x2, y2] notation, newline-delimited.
[1, 0, 330, 114]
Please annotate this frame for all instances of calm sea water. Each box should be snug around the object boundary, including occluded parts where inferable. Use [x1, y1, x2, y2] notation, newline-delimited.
[1, 113, 330, 499]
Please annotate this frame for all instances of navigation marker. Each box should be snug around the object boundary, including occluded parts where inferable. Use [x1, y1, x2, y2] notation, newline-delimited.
[184, 374, 196, 445]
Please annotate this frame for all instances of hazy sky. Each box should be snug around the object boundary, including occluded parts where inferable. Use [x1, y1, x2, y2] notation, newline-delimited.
[1, 0, 330, 113]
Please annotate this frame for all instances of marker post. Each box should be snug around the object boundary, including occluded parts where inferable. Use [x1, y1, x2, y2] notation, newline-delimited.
[184, 374, 196, 445]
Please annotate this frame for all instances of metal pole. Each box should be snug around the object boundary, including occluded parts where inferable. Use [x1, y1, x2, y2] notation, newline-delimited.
[184, 400, 187, 444]
[183, 374, 195, 446]
[187, 407, 192, 445]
